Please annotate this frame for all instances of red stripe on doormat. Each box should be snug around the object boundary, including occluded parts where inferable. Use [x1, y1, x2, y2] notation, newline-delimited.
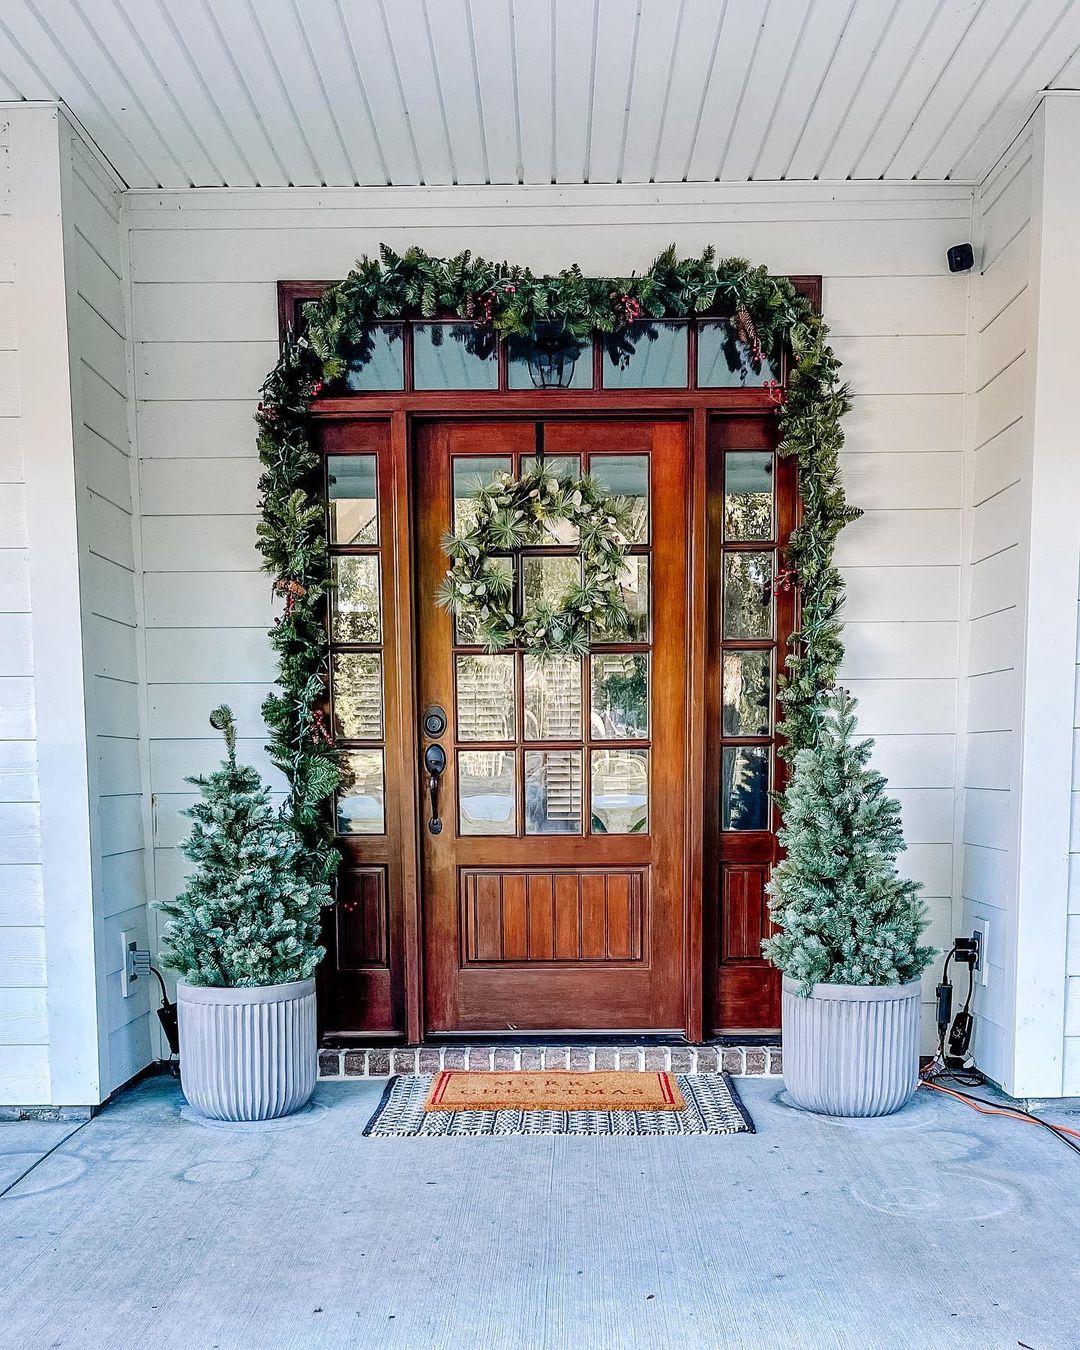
[430, 1071, 452, 1105]
[658, 1073, 675, 1105]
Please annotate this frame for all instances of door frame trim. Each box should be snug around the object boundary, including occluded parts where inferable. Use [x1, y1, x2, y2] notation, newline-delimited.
[292, 277, 821, 1043]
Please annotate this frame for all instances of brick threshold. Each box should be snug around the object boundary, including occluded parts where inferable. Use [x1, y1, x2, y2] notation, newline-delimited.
[319, 1043, 782, 1079]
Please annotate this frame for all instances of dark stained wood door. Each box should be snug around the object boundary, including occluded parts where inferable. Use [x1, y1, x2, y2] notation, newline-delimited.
[416, 419, 688, 1033]
[705, 414, 798, 1033]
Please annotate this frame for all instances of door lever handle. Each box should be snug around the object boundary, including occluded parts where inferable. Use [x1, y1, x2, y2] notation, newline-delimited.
[424, 743, 447, 835]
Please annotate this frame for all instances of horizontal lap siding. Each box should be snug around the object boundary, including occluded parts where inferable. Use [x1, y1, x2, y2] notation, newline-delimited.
[130, 186, 971, 1053]
[0, 117, 47, 1103]
[963, 132, 1034, 1085]
[71, 138, 151, 1095]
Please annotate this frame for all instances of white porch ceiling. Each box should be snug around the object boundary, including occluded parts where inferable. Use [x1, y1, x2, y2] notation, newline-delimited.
[1, 0, 1078, 190]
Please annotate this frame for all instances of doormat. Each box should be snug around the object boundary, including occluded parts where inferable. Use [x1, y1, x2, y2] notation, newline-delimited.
[425, 1070, 685, 1113]
[363, 1072, 755, 1137]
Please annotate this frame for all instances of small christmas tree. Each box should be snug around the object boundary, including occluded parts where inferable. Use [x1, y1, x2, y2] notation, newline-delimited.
[157, 706, 331, 988]
[763, 687, 934, 993]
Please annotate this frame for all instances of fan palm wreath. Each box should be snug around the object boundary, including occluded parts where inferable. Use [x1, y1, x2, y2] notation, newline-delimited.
[437, 460, 637, 657]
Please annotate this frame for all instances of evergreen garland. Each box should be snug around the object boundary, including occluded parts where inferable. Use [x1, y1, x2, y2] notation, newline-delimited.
[255, 244, 859, 881]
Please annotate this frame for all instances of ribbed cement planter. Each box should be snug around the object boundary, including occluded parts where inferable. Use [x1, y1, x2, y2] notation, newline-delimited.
[781, 976, 921, 1117]
[177, 978, 317, 1121]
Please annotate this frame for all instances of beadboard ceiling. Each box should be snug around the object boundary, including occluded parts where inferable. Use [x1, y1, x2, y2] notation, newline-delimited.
[1, 0, 1078, 190]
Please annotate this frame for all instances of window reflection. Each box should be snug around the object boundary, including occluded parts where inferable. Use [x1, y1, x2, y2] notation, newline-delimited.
[414, 323, 498, 390]
[722, 745, 769, 831]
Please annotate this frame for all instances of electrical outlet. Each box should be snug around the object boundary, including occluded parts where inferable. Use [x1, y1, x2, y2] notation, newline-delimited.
[971, 919, 990, 986]
[120, 930, 139, 998]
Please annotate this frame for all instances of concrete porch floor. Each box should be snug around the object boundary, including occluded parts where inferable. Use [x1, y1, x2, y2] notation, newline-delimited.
[1, 1075, 1077, 1350]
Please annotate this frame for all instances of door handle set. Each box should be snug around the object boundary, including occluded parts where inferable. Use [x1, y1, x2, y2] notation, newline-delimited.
[424, 742, 446, 835]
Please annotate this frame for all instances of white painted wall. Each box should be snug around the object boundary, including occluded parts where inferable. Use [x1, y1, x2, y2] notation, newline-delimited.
[66, 129, 151, 1097]
[126, 181, 973, 1053]
[962, 94, 1080, 1098]
[0, 104, 148, 1107]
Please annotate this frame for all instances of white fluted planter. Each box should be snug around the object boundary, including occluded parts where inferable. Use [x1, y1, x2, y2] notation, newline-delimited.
[781, 976, 921, 1117]
[177, 978, 317, 1122]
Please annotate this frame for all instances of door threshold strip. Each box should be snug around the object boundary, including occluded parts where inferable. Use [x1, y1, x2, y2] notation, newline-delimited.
[318, 1042, 782, 1080]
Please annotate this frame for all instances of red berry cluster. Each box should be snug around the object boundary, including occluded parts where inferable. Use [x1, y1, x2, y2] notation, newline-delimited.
[763, 379, 786, 406]
[773, 567, 797, 593]
[310, 708, 334, 746]
[613, 292, 643, 325]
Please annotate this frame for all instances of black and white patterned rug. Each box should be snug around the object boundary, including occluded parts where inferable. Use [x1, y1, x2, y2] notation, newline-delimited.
[363, 1072, 755, 1137]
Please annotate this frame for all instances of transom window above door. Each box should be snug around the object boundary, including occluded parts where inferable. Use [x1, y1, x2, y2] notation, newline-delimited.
[328, 318, 780, 393]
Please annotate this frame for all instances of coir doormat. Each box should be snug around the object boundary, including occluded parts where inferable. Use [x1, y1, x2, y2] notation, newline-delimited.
[427, 1070, 685, 1113]
[363, 1072, 755, 1137]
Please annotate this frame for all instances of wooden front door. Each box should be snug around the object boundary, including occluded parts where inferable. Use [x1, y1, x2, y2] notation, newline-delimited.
[415, 418, 688, 1034]
[705, 414, 798, 1033]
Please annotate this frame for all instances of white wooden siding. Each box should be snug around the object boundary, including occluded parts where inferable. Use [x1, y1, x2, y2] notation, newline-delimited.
[129, 182, 972, 1052]
[0, 112, 46, 1103]
[68, 132, 151, 1096]
[960, 126, 1034, 1089]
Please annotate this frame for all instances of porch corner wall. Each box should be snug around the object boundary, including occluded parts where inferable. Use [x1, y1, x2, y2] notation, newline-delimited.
[126, 181, 971, 1055]
[963, 93, 1080, 1098]
[0, 104, 151, 1109]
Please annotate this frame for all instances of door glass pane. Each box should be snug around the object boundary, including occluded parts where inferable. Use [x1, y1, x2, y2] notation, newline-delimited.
[458, 751, 517, 836]
[507, 326, 592, 389]
[593, 555, 649, 642]
[602, 322, 688, 389]
[722, 745, 770, 831]
[454, 557, 514, 645]
[722, 651, 772, 737]
[589, 454, 649, 543]
[591, 749, 649, 834]
[525, 751, 583, 834]
[524, 656, 582, 739]
[414, 322, 498, 390]
[343, 323, 404, 391]
[724, 452, 774, 541]
[330, 556, 381, 642]
[529, 455, 581, 545]
[456, 655, 516, 741]
[336, 750, 385, 835]
[723, 552, 773, 639]
[331, 652, 383, 740]
[453, 456, 513, 533]
[697, 319, 778, 388]
[523, 555, 582, 613]
[327, 455, 378, 544]
[591, 652, 648, 738]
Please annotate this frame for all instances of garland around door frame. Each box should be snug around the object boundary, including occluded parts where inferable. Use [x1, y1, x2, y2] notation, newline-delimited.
[255, 245, 859, 883]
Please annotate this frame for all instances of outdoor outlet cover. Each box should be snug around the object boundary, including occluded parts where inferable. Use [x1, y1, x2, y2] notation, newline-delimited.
[971, 920, 990, 986]
[120, 930, 139, 998]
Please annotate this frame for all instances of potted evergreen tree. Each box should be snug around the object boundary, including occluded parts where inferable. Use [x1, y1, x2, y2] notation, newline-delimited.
[764, 688, 934, 1117]
[157, 707, 332, 1121]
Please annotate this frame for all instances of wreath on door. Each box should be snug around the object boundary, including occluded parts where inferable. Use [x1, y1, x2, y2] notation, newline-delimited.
[437, 460, 637, 656]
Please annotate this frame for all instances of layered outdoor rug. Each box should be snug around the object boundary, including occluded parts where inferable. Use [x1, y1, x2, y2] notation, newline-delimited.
[363, 1071, 755, 1137]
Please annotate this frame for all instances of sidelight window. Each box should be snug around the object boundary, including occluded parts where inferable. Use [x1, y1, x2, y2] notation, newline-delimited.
[328, 453, 387, 836]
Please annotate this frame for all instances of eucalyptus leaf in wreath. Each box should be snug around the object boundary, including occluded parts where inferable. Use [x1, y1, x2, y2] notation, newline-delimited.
[437, 459, 637, 657]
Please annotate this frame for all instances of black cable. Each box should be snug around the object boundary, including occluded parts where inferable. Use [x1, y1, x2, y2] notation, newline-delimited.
[926, 1070, 1080, 1159]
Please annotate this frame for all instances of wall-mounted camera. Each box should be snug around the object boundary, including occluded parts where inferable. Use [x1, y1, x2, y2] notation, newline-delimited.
[947, 243, 974, 273]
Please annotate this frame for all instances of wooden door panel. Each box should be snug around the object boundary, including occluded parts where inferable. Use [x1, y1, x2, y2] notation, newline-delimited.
[417, 418, 688, 1033]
